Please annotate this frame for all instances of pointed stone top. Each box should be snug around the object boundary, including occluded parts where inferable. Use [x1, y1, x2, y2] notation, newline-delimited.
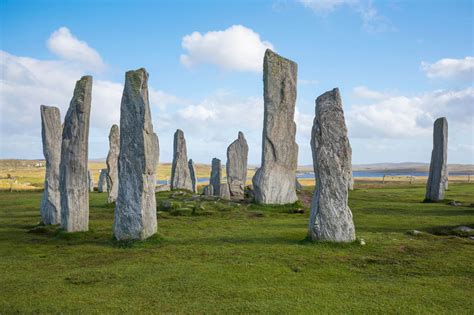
[264, 49, 297, 67]
[238, 131, 245, 140]
[175, 129, 184, 135]
[189, 158, 193, 163]
[316, 88, 342, 111]
[40, 105, 60, 114]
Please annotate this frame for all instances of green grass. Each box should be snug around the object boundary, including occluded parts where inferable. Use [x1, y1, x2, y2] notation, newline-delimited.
[0, 184, 473, 314]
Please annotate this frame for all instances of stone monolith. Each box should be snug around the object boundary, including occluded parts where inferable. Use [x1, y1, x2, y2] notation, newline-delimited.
[88, 170, 94, 192]
[425, 117, 448, 201]
[226, 131, 248, 198]
[252, 49, 298, 204]
[188, 159, 197, 193]
[114, 68, 158, 240]
[98, 169, 108, 193]
[60, 76, 92, 232]
[308, 88, 356, 242]
[203, 185, 213, 196]
[170, 129, 193, 191]
[106, 124, 120, 203]
[40, 105, 62, 225]
[219, 184, 231, 200]
[210, 158, 221, 196]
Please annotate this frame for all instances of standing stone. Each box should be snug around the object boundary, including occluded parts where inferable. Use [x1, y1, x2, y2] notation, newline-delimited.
[252, 49, 298, 204]
[40, 105, 62, 225]
[308, 88, 356, 242]
[295, 178, 303, 192]
[226, 131, 248, 198]
[88, 170, 94, 192]
[219, 184, 231, 200]
[106, 124, 120, 203]
[60, 76, 92, 232]
[170, 129, 193, 191]
[425, 117, 448, 201]
[202, 185, 213, 196]
[188, 159, 197, 193]
[210, 158, 221, 196]
[98, 169, 108, 193]
[114, 68, 158, 240]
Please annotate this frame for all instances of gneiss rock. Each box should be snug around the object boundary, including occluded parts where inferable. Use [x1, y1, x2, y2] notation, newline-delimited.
[219, 184, 231, 200]
[425, 117, 448, 201]
[88, 170, 94, 192]
[114, 68, 158, 240]
[210, 158, 221, 196]
[308, 88, 356, 242]
[60, 76, 92, 232]
[106, 124, 120, 203]
[170, 129, 193, 191]
[40, 105, 62, 225]
[226, 131, 248, 198]
[295, 178, 303, 192]
[202, 185, 213, 196]
[252, 49, 298, 204]
[188, 159, 197, 193]
[98, 169, 108, 193]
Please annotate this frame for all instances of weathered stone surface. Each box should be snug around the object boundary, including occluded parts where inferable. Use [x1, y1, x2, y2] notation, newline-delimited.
[425, 117, 448, 201]
[88, 170, 94, 192]
[171, 129, 193, 191]
[308, 88, 356, 242]
[202, 185, 213, 196]
[226, 131, 248, 198]
[60, 76, 92, 232]
[210, 158, 221, 196]
[155, 184, 171, 192]
[98, 169, 108, 193]
[106, 124, 119, 203]
[219, 183, 231, 200]
[252, 49, 298, 204]
[295, 178, 303, 192]
[188, 159, 197, 193]
[114, 68, 158, 240]
[40, 105, 62, 225]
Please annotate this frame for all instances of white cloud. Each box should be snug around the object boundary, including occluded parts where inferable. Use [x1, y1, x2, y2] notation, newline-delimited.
[347, 87, 474, 138]
[297, 0, 395, 33]
[47, 27, 105, 71]
[352, 85, 387, 100]
[421, 56, 474, 81]
[180, 25, 274, 72]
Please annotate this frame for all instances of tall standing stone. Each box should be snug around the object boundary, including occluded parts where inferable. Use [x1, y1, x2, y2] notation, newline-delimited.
[308, 88, 355, 242]
[98, 169, 108, 193]
[114, 68, 158, 240]
[188, 159, 197, 193]
[88, 170, 94, 192]
[210, 158, 221, 196]
[226, 131, 248, 198]
[170, 129, 193, 191]
[425, 117, 448, 201]
[252, 49, 298, 204]
[60, 76, 92, 232]
[106, 124, 120, 203]
[40, 105, 62, 225]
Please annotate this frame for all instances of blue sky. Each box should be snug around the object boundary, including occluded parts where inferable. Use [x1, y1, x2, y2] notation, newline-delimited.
[1, 0, 473, 164]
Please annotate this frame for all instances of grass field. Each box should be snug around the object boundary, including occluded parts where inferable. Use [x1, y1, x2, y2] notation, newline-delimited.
[0, 183, 473, 313]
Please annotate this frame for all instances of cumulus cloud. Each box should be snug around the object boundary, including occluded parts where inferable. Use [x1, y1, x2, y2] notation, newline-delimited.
[297, 0, 395, 33]
[47, 27, 105, 71]
[352, 85, 387, 100]
[180, 25, 274, 72]
[347, 87, 474, 138]
[421, 56, 474, 81]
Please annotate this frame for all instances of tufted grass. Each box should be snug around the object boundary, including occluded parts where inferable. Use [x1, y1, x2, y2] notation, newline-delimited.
[0, 183, 473, 313]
